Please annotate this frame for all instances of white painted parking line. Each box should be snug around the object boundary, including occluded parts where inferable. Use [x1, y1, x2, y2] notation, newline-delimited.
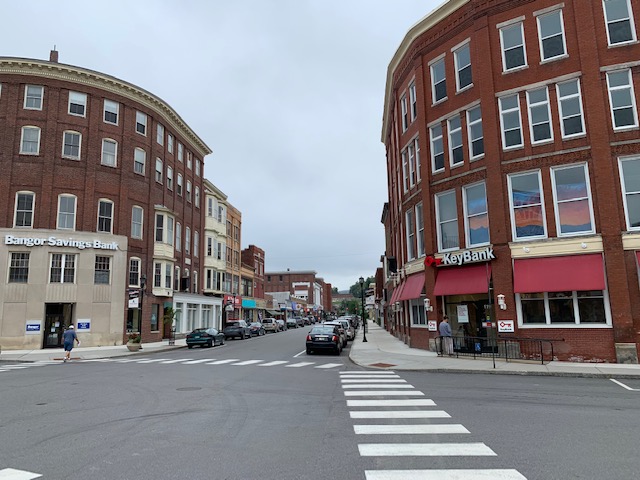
[231, 360, 263, 366]
[344, 390, 424, 397]
[0, 365, 31, 369]
[354, 424, 469, 435]
[341, 379, 407, 383]
[341, 371, 396, 375]
[286, 362, 315, 368]
[182, 359, 215, 365]
[0, 467, 43, 479]
[342, 384, 415, 389]
[340, 375, 401, 379]
[258, 361, 289, 367]
[160, 359, 193, 364]
[206, 359, 239, 365]
[136, 358, 171, 363]
[610, 378, 640, 391]
[358, 443, 496, 457]
[347, 399, 436, 407]
[350, 410, 451, 419]
[365, 469, 527, 480]
[315, 363, 342, 369]
[293, 350, 307, 358]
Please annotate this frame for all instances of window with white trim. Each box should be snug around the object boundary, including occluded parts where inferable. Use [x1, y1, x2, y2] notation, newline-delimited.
[518, 290, 608, 325]
[195, 186, 200, 208]
[500, 21, 527, 71]
[57, 194, 76, 230]
[431, 58, 447, 103]
[194, 231, 199, 257]
[131, 147, 145, 174]
[104, 99, 119, 125]
[406, 208, 415, 260]
[187, 151, 192, 170]
[131, 206, 143, 239]
[177, 173, 183, 196]
[603, 0, 637, 46]
[436, 190, 459, 251]
[165, 264, 172, 289]
[401, 150, 409, 192]
[537, 9, 566, 61]
[155, 212, 175, 245]
[20, 126, 41, 155]
[62, 131, 81, 159]
[556, 79, 585, 138]
[186, 180, 192, 202]
[94, 255, 111, 285]
[167, 166, 173, 190]
[618, 156, 640, 229]
[551, 163, 594, 236]
[409, 82, 417, 121]
[14, 192, 35, 228]
[185, 226, 191, 255]
[129, 257, 141, 287]
[174, 266, 180, 291]
[454, 43, 472, 91]
[408, 141, 417, 187]
[508, 170, 546, 240]
[193, 271, 198, 294]
[400, 94, 408, 132]
[155, 158, 163, 183]
[24, 85, 43, 110]
[9, 252, 30, 283]
[416, 202, 425, 257]
[499, 94, 523, 149]
[67, 91, 87, 117]
[178, 143, 183, 162]
[526, 86, 553, 144]
[448, 114, 463, 166]
[157, 123, 164, 145]
[97, 199, 114, 233]
[207, 236, 213, 256]
[167, 134, 174, 153]
[195, 159, 201, 177]
[430, 124, 445, 172]
[414, 138, 421, 182]
[50, 253, 75, 283]
[176, 222, 182, 251]
[101, 139, 117, 167]
[136, 111, 147, 135]
[463, 181, 489, 247]
[411, 299, 427, 326]
[606, 69, 638, 130]
[467, 105, 484, 159]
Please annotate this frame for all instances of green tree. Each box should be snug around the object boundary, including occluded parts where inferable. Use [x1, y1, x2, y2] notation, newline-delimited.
[331, 287, 338, 294]
[349, 276, 374, 299]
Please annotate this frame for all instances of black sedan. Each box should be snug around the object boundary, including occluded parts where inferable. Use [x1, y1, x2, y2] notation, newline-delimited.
[186, 328, 225, 348]
[249, 322, 265, 336]
[306, 325, 342, 355]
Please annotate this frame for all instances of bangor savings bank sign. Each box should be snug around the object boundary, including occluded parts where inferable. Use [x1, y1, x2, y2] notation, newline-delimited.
[5, 235, 119, 250]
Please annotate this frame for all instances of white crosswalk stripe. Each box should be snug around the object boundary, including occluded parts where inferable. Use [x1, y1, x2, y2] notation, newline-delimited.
[206, 359, 239, 365]
[359, 443, 496, 457]
[340, 370, 396, 375]
[341, 379, 407, 383]
[342, 384, 415, 389]
[285, 362, 315, 368]
[340, 374, 401, 379]
[365, 470, 527, 480]
[136, 358, 171, 363]
[230, 360, 263, 366]
[344, 390, 424, 397]
[314, 363, 342, 369]
[258, 361, 289, 367]
[181, 359, 214, 365]
[354, 424, 469, 435]
[347, 399, 436, 407]
[160, 359, 193, 364]
[350, 410, 450, 419]
[0, 467, 42, 479]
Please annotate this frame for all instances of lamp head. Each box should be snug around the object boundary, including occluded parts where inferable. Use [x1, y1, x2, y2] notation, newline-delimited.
[359, 276, 364, 285]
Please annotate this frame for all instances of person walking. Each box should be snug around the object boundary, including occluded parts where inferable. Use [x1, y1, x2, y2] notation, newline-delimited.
[62, 324, 80, 362]
[439, 315, 454, 355]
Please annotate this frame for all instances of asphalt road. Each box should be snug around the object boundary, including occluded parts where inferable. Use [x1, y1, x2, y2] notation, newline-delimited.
[1, 327, 638, 480]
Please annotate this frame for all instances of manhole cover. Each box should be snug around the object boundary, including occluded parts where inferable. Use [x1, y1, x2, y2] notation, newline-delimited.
[176, 387, 202, 391]
[369, 362, 396, 368]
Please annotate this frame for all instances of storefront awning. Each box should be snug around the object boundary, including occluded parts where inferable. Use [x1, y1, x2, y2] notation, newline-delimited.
[433, 264, 491, 296]
[266, 309, 280, 315]
[513, 254, 605, 293]
[397, 273, 425, 301]
[389, 283, 404, 304]
[636, 251, 640, 265]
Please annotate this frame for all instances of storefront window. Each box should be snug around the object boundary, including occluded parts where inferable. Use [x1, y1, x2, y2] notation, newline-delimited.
[187, 303, 198, 331]
[519, 290, 607, 325]
[202, 305, 212, 328]
[548, 291, 575, 324]
[151, 304, 159, 331]
[410, 299, 426, 325]
[520, 293, 546, 324]
[577, 291, 606, 323]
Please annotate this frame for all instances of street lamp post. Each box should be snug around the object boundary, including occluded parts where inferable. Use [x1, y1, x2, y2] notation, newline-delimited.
[359, 276, 367, 343]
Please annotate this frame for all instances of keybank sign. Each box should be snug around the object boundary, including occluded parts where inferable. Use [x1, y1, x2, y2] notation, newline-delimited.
[441, 247, 495, 266]
[5, 235, 119, 250]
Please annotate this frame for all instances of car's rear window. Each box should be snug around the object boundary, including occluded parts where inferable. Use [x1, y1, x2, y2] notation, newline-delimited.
[311, 327, 335, 335]
[226, 322, 239, 327]
[263, 319, 273, 323]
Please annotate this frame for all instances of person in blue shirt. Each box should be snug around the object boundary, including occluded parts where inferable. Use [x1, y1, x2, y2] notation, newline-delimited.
[62, 324, 80, 362]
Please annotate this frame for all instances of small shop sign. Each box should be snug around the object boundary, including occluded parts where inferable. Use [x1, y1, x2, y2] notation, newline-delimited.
[428, 320, 437, 331]
[497, 320, 515, 333]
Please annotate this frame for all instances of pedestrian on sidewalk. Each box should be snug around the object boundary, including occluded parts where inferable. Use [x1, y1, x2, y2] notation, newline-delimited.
[439, 315, 454, 355]
[62, 324, 80, 362]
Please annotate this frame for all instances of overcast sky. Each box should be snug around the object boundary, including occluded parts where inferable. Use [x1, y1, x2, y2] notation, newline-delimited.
[1, 0, 438, 291]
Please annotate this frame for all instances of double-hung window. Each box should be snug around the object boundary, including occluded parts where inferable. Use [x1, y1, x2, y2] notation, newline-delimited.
[406, 209, 415, 260]
[24, 85, 43, 110]
[500, 21, 527, 71]
[448, 114, 464, 166]
[467, 105, 484, 159]
[185, 227, 191, 255]
[415, 203, 425, 257]
[157, 123, 165, 145]
[104, 100, 119, 125]
[166, 166, 173, 190]
[178, 143, 183, 162]
[606, 69, 638, 130]
[551, 163, 594, 236]
[619, 156, 640, 229]
[463, 181, 489, 246]
[400, 95, 408, 132]
[436, 190, 459, 251]
[97, 199, 114, 233]
[499, 94, 523, 149]
[136, 111, 147, 135]
[409, 82, 417, 121]
[177, 174, 183, 196]
[537, 9, 566, 61]
[50, 253, 76, 283]
[556, 79, 585, 138]
[155, 158, 163, 183]
[131, 206, 143, 239]
[508, 171, 546, 240]
[9, 252, 30, 283]
[176, 223, 182, 251]
[62, 131, 81, 159]
[414, 138, 421, 182]
[20, 126, 40, 155]
[401, 150, 409, 192]
[15, 192, 35, 227]
[527, 87, 553, 144]
[194, 231, 199, 257]
[94, 256, 111, 285]
[195, 186, 200, 208]
[101, 139, 117, 167]
[431, 57, 447, 103]
[133, 148, 145, 174]
[68, 91, 87, 116]
[167, 134, 174, 153]
[603, 0, 637, 45]
[57, 194, 76, 230]
[408, 142, 417, 187]
[454, 42, 472, 91]
[519, 290, 608, 325]
[187, 151, 192, 170]
[129, 258, 141, 287]
[430, 124, 445, 172]
[187, 180, 192, 202]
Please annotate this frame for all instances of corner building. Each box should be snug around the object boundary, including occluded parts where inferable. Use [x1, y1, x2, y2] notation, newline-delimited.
[0, 52, 212, 349]
[382, 0, 640, 363]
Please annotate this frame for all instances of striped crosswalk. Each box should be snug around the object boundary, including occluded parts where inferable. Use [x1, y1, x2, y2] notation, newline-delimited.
[0, 360, 58, 373]
[340, 370, 527, 479]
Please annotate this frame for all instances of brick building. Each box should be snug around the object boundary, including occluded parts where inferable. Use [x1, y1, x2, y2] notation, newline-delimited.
[381, 0, 640, 363]
[264, 270, 332, 315]
[0, 52, 214, 349]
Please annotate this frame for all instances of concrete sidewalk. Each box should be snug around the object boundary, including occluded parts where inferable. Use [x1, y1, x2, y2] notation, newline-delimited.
[349, 322, 640, 379]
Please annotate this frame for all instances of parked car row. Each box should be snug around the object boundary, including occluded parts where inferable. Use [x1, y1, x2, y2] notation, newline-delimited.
[305, 316, 359, 356]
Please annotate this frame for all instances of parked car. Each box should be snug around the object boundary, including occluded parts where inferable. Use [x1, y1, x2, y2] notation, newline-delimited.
[275, 319, 286, 331]
[306, 325, 342, 355]
[286, 318, 298, 329]
[336, 318, 355, 341]
[249, 322, 265, 336]
[303, 317, 311, 325]
[223, 320, 251, 339]
[186, 328, 225, 348]
[323, 321, 347, 348]
[294, 317, 305, 328]
[262, 318, 279, 333]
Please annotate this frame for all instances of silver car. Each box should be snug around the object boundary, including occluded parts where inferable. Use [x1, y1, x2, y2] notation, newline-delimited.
[323, 321, 347, 348]
[336, 318, 355, 341]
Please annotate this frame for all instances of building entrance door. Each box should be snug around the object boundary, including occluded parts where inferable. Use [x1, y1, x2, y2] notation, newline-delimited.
[43, 303, 74, 348]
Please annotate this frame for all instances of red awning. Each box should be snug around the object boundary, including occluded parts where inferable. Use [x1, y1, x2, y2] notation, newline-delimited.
[433, 263, 491, 296]
[389, 283, 404, 304]
[513, 254, 605, 293]
[397, 273, 425, 302]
